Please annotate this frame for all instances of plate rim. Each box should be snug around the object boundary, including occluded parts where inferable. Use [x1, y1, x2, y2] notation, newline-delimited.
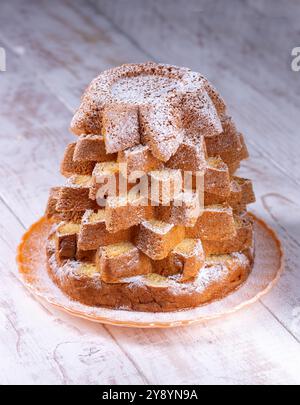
[16, 213, 284, 328]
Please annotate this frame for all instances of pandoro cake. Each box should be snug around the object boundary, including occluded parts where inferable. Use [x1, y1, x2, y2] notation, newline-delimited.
[45, 63, 255, 312]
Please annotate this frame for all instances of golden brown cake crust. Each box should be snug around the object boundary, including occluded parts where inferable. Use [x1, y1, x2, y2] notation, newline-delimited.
[47, 250, 252, 312]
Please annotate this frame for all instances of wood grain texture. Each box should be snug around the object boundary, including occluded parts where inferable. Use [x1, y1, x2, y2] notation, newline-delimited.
[0, 0, 299, 384]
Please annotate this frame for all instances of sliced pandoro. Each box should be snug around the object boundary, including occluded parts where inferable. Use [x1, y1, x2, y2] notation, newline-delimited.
[205, 115, 247, 166]
[89, 161, 121, 200]
[165, 137, 207, 172]
[45, 187, 85, 223]
[156, 191, 202, 227]
[96, 242, 152, 283]
[148, 168, 182, 205]
[216, 133, 248, 166]
[180, 89, 222, 138]
[204, 156, 231, 197]
[45, 187, 61, 220]
[139, 100, 184, 162]
[227, 177, 242, 207]
[78, 209, 131, 251]
[237, 134, 249, 161]
[48, 250, 252, 311]
[202, 214, 253, 255]
[55, 222, 80, 265]
[135, 219, 185, 260]
[204, 175, 255, 207]
[204, 191, 227, 206]
[153, 238, 205, 282]
[73, 134, 117, 162]
[47, 63, 255, 312]
[56, 175, 97, 212]
[202, 77, 226, 116]
[102, 104, 140, 153]
[117, 144, 162, 174]
[171, 238, 205, 282]
[186, 204, 236, 241]
[105, 194, 152, 233]
[76, 248, 96, 263]
[205, 115, 240, 152]
[60, 142, 96, 177]
[236, 176, 255, 204]
[228, 176, 255, 208]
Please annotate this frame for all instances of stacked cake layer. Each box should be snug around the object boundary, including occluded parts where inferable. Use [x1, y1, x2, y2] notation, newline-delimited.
[45, 63, 255, 311]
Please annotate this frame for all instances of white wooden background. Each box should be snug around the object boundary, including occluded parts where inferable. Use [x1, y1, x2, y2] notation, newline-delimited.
[0, 0, 300, 385]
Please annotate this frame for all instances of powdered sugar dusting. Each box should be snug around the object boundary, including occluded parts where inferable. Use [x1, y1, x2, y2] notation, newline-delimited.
[102, 104, 140, 153]
[111, 75, 179, 104]
[142, 219, 174, 234]
[70, 63, 227, 162]
[19, 214, 282, 324]
[45, 63, 256, 313]
[49, 250, 250, 298]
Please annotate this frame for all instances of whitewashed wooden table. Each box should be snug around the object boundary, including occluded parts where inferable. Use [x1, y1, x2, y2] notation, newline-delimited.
[0, 0, 300, 384]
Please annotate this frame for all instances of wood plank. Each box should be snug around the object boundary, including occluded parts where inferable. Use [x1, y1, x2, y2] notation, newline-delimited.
[107, 304, 300, 384]
[238, 149, 300, 342]
[0, 0, 146, 111]
[0, 47, 72, 224]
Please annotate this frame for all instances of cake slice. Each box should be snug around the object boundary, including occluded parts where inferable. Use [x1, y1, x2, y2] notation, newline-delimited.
[166, 137, 207, 172]
[202, 214, 253, 255]
[204, 157, 231, 197]
[56, 175, 98, 212]
[60, 142, 95, 177]
[180, 89, 222, 138]
[156, 191, 202, 227]
[154, 238, 205, 282]
[78, 209, 131, 251]
[45, 187, 85, 223]
[117, 144, 162, 174]
[96, 242, 152, 283]
[89, 161, 121, 200]
[186, 204, 236, 241]
[229, 176, 255, 208]
[135, 219, 185, 260]
[102, 104, 140, 153]
[73, 134, 117, 162]
[105, 194, 151, 232]
[55, 222, 80, 264]
[139, 99, 184, 162]
[205, 115, 247, 165]
[148, 169, 182, 205]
